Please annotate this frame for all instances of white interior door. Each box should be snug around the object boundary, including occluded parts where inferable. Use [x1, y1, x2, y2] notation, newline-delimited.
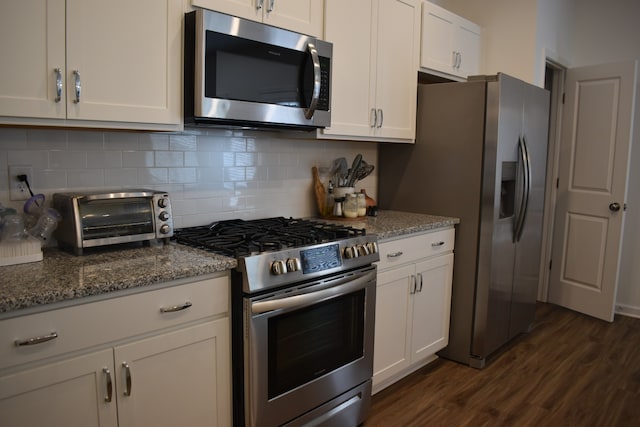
[549, 61, 638, 321]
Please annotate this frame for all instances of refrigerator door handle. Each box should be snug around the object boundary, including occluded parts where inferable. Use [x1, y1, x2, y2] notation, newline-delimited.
[515, 137, 532, 242]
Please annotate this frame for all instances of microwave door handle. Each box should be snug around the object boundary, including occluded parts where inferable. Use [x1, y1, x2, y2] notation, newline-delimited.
[303, 42, 321, 120]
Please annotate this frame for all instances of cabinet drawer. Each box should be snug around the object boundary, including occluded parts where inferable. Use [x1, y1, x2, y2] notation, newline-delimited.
[377, 227, 454, 271]
[0, 275, 229, 371]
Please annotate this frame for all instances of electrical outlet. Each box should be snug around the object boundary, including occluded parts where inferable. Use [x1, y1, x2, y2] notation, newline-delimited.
[9, 165, 33, 201]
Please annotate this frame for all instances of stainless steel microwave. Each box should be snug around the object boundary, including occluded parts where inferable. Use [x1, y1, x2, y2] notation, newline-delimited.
[53, 189, 173, 255]
[184, 9, 332, 130]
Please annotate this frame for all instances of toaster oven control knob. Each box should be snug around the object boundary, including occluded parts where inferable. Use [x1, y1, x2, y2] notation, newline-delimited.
[343, 246, 359, 259]
[286, 258, 301, 272]
[158, 211, 170, 221]
[159, 224, 171, 235]
[158, 197, 169, 208]
[270, 260, 287, 275]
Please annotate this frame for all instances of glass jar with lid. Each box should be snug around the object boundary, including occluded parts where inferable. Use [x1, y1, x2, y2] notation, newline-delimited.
[343, 194, 358, 218]
[356, 193, 367, 216]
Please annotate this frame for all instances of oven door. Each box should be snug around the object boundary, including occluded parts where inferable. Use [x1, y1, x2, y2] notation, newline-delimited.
[245, 265, 376, 427]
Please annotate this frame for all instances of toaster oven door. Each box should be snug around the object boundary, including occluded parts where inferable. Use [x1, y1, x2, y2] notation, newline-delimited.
[78, 197, 155, 242]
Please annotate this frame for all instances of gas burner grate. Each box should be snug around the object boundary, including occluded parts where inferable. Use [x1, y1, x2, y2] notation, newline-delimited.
[174, 217, 366, 257]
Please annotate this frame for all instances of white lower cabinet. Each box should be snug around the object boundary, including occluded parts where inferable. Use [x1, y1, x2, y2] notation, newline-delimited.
[0, 275, 231, 427]
[373, 228, 454, 393]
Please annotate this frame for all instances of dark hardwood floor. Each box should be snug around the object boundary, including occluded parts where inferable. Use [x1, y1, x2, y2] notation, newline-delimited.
[366, 303, 640, 426]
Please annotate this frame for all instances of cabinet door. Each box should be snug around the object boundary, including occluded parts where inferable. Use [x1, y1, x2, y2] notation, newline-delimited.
[411, 253, 454, 362]
[373, 0, 420, 140]
[320, 0, 375, 139]
[114, 319, 230, 427]
[65, 0, 182, 125]
[373, 264, 414, 388]
[455, 20, 481, 78]
[0, 349, 117, 427]
[264, 0, 324, 37]
[0, 0, 66, 119]
[420, 1, 456, 75]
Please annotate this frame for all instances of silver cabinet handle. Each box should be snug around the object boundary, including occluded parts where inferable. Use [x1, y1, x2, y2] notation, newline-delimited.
[54, 68, 63, 103]
[457, 52, 462, 69]
[303, 42, 321, 120]
[267, 0, 275, 12]
[103, 368, 113, 402]
[387, 251, 403, 258]
[370, 108, 377, 128]
[417, 273, 423, 292]
[452, 51, 458, 68]
[122, 362, 132, 396]
[377, 109, 383, 128]
[431, 241, 445, 247]
[14, 331, 58, 347]
[256, 0, 264, 10]
[409, 275, 417, 294]
[160, 301, 192, 313]
[73, 70, 81, 103]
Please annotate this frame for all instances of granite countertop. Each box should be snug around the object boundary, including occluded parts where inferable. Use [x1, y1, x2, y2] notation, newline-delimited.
[0, 243, 236, 316]
[0, 210, 457, 317]
[320, 210, 459, 241]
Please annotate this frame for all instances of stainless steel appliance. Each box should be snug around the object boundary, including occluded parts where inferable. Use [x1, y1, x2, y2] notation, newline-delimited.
[53, 189, 173, 255]
[184, 9, 332, 130]
[174, 218, 379, 426]
[378, 73, 550, 368]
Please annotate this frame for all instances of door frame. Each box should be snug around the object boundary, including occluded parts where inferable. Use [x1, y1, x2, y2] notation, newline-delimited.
[538, 59, 566, 302]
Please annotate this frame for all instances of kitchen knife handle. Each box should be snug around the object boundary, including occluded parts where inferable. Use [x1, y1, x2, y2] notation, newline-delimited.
[73, 70, 81, 104]
[54, 68, 63, 103]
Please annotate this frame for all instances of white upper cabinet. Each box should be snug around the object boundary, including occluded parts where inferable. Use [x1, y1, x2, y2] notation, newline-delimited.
[321, 0, 421, 143]
[420, 1, 481, 80]
[0, 0, 183, 131]
[192, 0, 324, 37]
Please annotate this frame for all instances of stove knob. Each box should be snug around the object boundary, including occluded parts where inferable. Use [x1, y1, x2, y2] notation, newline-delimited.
[357, 244, 370, 257]
[159, 224, 171, 235]
[158, 197, 169, 208]
[366, 242, 378, 254]
[158, 211, 170, 221]
[344, 246, 359, 259]
[286, 258, 301, 272]
[270, 260, 287, 275]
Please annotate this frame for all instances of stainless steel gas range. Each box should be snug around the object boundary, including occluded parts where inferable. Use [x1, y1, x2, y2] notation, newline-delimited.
[174, 217, 379, 427]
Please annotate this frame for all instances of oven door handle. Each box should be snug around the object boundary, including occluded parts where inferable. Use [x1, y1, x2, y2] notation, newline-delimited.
[251, 270, 375, 314]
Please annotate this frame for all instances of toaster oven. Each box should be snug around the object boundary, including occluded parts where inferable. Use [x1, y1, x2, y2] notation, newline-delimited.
[53, 189, 173, 255]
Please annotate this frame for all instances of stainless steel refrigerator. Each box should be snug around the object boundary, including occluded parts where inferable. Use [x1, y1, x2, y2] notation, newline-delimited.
[378, 73, 550, 368]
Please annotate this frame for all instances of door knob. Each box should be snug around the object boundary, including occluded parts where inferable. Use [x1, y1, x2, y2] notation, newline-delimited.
[609, 202, 621, 212]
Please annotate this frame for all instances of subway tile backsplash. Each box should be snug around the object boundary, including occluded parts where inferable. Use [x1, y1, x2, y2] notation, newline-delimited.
[0, 127, 378, 228]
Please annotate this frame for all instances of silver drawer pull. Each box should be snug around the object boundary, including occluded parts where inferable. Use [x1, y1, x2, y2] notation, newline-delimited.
[387, 251, 404, 258]
[431, 241, 446, 247]
[160, 301, 192, 313]
[14, 332, 58, 347]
